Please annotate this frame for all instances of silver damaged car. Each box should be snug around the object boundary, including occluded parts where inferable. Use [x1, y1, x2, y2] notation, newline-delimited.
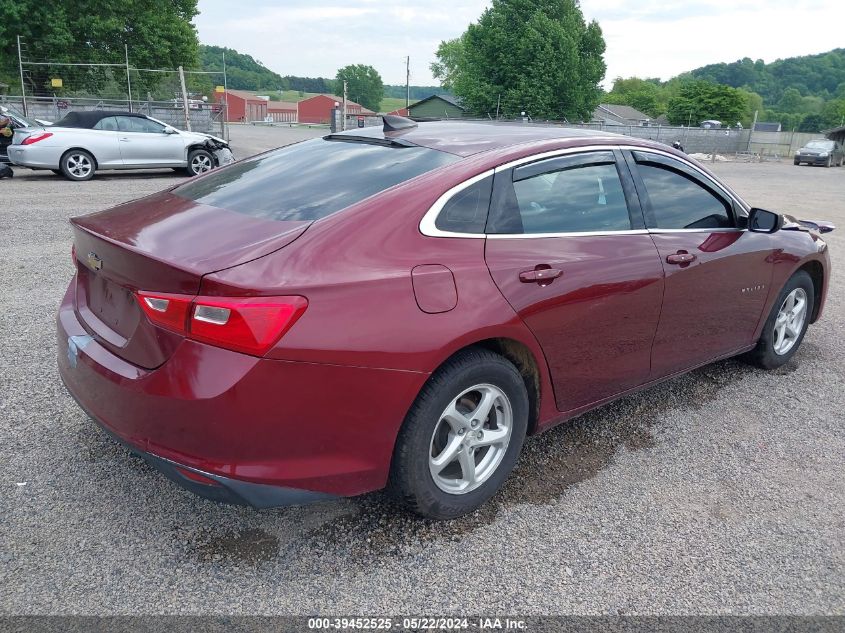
[9, 110, 233, 181]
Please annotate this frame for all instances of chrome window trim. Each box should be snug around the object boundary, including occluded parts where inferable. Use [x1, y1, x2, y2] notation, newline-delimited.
[648, 227, 745, 234]
[418, 169, 494, 238]
[418, 144, 749, 239]
[487, 229, 649, 239]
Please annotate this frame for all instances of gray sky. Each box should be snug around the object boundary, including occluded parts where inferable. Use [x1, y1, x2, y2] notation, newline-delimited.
[195, 0, 842, 88]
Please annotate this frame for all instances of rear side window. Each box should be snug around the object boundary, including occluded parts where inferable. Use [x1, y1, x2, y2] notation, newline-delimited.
[505, 159, 631, 234]
[637, 164, 732, 229]
[174, 138, 459, 221]
[93, 117, 119, 131]
[434, 176, 492, 233]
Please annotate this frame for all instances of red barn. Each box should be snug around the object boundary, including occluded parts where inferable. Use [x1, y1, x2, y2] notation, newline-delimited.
[267, 100, 298, 123]
[297, 94, 374, 124]
[215, 89, 268, 122]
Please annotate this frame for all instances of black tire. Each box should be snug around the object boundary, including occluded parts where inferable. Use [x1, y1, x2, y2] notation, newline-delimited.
[793, 159, 800, 166]
[388, 347, 529, 520]
[59, 149, 95, 181]
[185, 149, 214, 176]
[747, 271, 814, 370]
[825, 156, 832, 168]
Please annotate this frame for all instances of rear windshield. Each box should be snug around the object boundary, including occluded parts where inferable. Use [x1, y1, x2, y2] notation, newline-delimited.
[173, 138, 459, 221]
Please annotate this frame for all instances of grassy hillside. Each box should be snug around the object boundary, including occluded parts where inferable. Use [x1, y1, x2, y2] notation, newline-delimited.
[688, 49, 845, 103]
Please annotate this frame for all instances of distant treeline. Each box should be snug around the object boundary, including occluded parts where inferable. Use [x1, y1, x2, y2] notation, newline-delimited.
[199, 45, 450, 100]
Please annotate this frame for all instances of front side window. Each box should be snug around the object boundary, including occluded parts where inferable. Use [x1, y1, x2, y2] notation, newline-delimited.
[505, 158, 631, 234]
[174, 138, 459, 222]
[116, 116, 165, 133]
[637, 164, 732, 229]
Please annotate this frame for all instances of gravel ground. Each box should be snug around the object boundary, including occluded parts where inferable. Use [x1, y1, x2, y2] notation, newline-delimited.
[1, 126, 843, 616]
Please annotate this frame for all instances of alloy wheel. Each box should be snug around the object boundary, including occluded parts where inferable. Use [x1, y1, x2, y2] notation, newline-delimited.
[66, 154, 92, 179]
[773, 287, 808, 356]
[428, 384, 513, 494]
[191, 154, 213, 174]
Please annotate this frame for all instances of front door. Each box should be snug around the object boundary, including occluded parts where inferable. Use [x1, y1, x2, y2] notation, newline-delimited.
[625, 150, 774, 378]
[115, 116, 184, 166]
[484, 150, 665, 412]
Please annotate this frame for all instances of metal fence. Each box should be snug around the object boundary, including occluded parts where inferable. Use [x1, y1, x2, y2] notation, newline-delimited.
[1, 95, 224, 135]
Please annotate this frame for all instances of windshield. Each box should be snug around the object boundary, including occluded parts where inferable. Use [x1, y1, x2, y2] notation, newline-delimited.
[173, 138, 459, 221]
[805, 140, 834, 150]
[0, 106, 40, 128]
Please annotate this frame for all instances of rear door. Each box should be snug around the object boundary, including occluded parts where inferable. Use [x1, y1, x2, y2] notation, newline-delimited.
[624, 150, 774, 378]
[115, 116, 184, 166]
[484, 149, 665, 412]
[87, 117, 124, 167]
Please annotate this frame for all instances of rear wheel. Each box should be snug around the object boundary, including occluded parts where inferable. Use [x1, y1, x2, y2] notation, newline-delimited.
[793, 159, 800, 165]
[747, 271, 814, 370]
[186, 149, 214, 176]
[826, 156, 832, 168]
[389, 348, 528, 520]
[60, 149, 95, 181]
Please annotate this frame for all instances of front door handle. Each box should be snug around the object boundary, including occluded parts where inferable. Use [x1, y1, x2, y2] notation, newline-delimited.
[666, 252, 696, 265]
[519, 267, 563, 285]
[119, 137, 130, 142]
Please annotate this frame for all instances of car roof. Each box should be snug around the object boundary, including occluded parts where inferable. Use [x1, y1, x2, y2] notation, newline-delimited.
[53, 110, 148, 129]
[330, 120, 629, 157]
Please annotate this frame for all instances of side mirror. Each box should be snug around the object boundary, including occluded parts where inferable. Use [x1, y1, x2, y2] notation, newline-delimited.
[163, 127, 178, 134]
[748, 208, 783, 234]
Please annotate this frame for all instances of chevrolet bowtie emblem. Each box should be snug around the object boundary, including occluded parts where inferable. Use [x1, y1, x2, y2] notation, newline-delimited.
[87, 252, 103, 271]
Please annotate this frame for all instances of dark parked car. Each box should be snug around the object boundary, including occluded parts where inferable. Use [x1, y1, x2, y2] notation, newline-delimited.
[794, 139, 844, 167]
[58, 118, 833, 519]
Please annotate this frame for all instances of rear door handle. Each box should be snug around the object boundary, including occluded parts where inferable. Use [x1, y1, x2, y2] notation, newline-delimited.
[666, 252, 696, 265]
[519, 267, 563, 284]
[119, 137, 130, 142]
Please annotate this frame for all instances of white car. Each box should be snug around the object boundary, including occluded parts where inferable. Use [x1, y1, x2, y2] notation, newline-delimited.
[9, 110, 233, 181]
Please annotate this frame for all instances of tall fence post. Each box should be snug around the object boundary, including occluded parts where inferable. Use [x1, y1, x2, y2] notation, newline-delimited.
[17, 35, 27, 116]
[125, 44, 132, 112]
[178, 65, 191, 132]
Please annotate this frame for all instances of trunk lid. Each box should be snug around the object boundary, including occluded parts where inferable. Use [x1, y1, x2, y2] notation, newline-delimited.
[71, 191, 309, 369]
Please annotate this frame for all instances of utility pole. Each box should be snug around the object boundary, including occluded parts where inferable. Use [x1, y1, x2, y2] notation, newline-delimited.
[125, 44, 133, 112]
[178, 66, 191, 131]
[405, 56, 410, 111]
[17, 35, 27, 116]
[342, 79, 348, 131]
[495, 94, 501, 120]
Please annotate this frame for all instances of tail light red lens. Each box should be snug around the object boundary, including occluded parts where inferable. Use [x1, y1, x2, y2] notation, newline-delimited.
[136, 291, 193, 334]
[22, 132, 53, 145]
[135, 292, 307, 356]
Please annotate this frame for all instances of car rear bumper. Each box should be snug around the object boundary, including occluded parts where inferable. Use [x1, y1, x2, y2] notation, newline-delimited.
[8, 144, 58, 168]
[57, 281, 427, 506]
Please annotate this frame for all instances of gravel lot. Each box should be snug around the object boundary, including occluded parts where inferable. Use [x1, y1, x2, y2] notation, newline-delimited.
[1, 125, 843, 615]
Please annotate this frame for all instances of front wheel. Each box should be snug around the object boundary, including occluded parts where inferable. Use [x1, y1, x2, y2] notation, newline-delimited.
[389, 348, 529, 520]
[185, 149, 214, 176]
[747, 271, 814, 369]
[60, 149, 95, 181]
[826, 156, 832, 168]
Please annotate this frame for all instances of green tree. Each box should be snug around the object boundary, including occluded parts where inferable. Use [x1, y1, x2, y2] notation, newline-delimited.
[666, 80, 747, 126]
[334, 64, 384, 112]
[820, 98, 845, 128]
[798, 114, 823, 133]
[603, 77, 665, 117]
[0, 0, 200, 96]
[431, 0, 606, 120]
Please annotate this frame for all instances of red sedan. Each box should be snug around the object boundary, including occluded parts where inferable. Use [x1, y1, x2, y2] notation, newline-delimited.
[58, 118, 833, 519]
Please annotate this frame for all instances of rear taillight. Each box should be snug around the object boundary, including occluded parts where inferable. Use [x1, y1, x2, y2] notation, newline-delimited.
[22, 132, 53, 145]
[135, 292, 307, 356]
